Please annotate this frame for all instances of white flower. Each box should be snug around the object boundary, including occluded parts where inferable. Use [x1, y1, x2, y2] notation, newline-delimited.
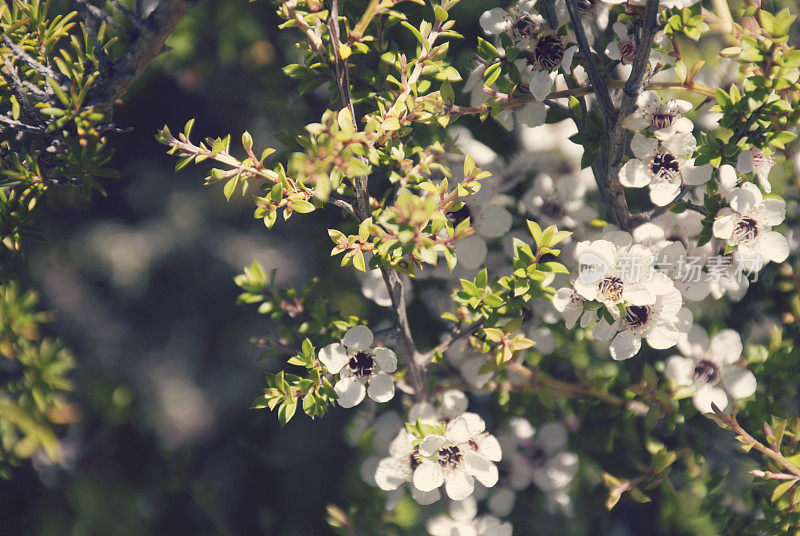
[480, 0, 541, 41]
[656, 241, 710, 302]
[619, 132, 712, 206]
[426, 496, 513, 536]
[374, 429, 441, 505]
[553, 287, 596, 329]
[712, 182, 789, 271]
[573, 236, 674, 315]
[319, 326, 398, 408]
[706, 251, 749, 302]
[409, 389, 469, 425]
[452, 182, 513, 271]
[737, 147, 775, 193]
[526, 36, 578, 101]
[622, 92, 694, 140]
[665, 326, 757, 413]
[413, 414, 502, 500]
[361, 269, 392, 307]
[497, 419, 578, 515]
[605, 22, 637, 65]
[593, 287, 692, 360]
[521, 173, 594, 229]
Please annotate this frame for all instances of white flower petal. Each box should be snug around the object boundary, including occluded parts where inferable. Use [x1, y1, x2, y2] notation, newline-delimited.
[335, 376, 366, 408]
[664, 355, 694, 386]
[620, 159, 650, 188]
[475, 435, 502, 462]
[445, 471, 476, 500]
[367, 372, 395, 403]
[375, 457, 410, 490]
[693, 384, 728, 413]
[517, 101, 547, 127]
[683, 160, 712, 186]
[455, 235, 488, 270]
[712, 209, 736, 240]
[630, 132, 657, 160]
[446, 417, 472, 444]
[646, 320, 680, 350]
[479, 8, 509, 35]
[530, 70, 555, 101]
[411, 486, 441, 505]
[721, 366, 757, 400]
[414, 462, 444, 492]
[343, 325, 373, 351]
[464, 452, 498, 487]
[538, 421, 568, 452]
[319, 343, 349, 374]
[476, 204, 513, 238]
[758, 231, 790, 263]
[610, 330, 642, 360]
[708, 329, 742, 364]
[373, 347, 398, 372]
[419, 435, 447, 457]
[649, 180, 681, 206]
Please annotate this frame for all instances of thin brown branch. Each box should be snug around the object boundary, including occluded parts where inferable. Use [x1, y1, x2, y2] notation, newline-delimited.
[711, 404, 800, 479]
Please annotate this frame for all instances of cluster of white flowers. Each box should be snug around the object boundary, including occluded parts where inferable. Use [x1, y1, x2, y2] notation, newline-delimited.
[620, 93, 712, 206]
[375, 391, 502, 502]
[478, 0, 577, 129]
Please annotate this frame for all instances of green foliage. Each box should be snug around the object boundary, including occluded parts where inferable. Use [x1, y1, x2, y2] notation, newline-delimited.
[0, 280, 75, 477]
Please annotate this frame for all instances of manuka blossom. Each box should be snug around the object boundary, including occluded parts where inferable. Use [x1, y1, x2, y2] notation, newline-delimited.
[552, 287, 596, 329]
[319, 325, 397, 408]
[426, 496, 512, 536]
[619, 132, 712, 206]
[524, 35, 578, 102]
[521, 173, 593, 229]
[409, 389, 469, 426]
[605, 22, 637, 65]
[593, 287, 692, 360]
[374, 428, 441, 505]
[665, 326, 757, 413]
[479, 1, 541, 42]
[737, 147, 776, 193]
[494, 418, 578, 516]
[452, 181, 513, 271]
[712, 182, 789, 271]
[622, 92, 694, 140]
[413, 414, 502, 500]
[572, 236, 674, 315]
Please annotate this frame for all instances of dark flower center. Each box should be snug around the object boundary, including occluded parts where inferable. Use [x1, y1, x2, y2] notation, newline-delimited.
[409, 451, 421, 471]
[525, 444, 548, 468]
[651, 112, 676, 130]
[619, 39, 636, 64]
[534, 34, 564, 71]
[511, 16, 538, 41]
[693, 360, 720, 385]
[651, 152, 681, 181]
[733, 217, 758, 243]
[348, 351, 375, 377]
[540, 200, 565, 220]
[449, 204, 472, 226]
[598, 276, 624, 303]
[624, 305, 650, 329]
[437, 446, 463, 469]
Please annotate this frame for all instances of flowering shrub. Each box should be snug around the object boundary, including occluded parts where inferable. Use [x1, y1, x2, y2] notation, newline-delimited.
[154, 0, 800, 532]
[3, 0, 800, 533]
